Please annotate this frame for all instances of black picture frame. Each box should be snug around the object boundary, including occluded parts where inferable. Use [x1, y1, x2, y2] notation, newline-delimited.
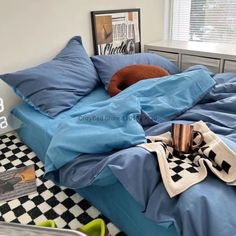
[91, 8, 141, 55]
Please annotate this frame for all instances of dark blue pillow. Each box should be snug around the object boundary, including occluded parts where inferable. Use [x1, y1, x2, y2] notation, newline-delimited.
[91, 53, 179, 89]
[0, 36, 99, 118]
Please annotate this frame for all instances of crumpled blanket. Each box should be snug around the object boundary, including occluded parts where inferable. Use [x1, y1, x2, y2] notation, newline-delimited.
[139, 120, 236, 197]
[44, 70, 215, 174]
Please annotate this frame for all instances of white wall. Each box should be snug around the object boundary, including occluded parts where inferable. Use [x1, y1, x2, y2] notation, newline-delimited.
[0, 0, 164, 134]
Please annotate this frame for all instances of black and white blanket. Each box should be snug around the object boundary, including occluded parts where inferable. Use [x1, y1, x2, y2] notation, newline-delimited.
[139, 121, 236, 197]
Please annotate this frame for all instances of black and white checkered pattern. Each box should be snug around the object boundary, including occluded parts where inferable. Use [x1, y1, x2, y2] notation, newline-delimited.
[166, 151, 200, 183]
[147, 138, 201, 183]
[166, 137, 231, 183]
[0, 132, 126, 236]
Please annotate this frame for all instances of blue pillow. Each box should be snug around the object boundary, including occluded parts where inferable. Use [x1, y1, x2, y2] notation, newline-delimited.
[0, 36, 99, 118]
[183, 64, 215, 76]
[91, 53, 179, 89]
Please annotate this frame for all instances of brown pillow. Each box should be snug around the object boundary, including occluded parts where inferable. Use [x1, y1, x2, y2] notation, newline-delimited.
[108, 64, 169, 97]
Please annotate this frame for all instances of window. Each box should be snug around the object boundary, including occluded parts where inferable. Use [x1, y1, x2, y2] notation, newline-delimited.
[169, 0, 236, 44]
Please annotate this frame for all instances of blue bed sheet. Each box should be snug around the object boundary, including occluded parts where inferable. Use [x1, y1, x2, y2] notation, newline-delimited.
[13, 71, 236, 236]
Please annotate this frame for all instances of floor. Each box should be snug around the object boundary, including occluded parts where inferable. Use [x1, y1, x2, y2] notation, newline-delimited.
[0, 132, 126, 236]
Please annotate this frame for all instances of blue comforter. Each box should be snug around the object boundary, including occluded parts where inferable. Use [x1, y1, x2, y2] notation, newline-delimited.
[44, 69, 214, 173]
[46, 70, 236, 236]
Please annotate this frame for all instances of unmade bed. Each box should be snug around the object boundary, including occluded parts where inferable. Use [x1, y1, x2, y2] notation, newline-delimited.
[12, 71, 236, 236]
[1, 36, 236, 236]
[12, 85, 178, 236]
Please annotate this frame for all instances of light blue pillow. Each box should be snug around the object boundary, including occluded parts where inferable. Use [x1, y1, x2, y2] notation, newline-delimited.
[0, 36, 99, 118]
[91, 53, 179, 89]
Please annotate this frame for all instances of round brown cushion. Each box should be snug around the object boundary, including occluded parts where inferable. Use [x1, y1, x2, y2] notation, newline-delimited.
[108, 64, 169, 97]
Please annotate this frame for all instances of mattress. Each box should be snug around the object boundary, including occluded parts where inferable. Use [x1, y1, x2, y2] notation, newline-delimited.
[12, 86, 178, 236]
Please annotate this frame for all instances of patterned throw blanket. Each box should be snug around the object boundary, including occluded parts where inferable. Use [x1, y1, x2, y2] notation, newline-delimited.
[139, 121, 236, 197]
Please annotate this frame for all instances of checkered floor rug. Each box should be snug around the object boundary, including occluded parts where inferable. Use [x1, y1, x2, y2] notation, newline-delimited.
[0, 132, 126, 236]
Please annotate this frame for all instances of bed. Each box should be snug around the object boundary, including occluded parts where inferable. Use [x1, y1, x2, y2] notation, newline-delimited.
[2, 36, 236, 236]
[12, 87, 179, 236]
[10, 70, 236, 236]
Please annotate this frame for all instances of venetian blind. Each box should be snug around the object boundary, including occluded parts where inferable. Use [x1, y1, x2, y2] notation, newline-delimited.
[170, 0, 236, 44]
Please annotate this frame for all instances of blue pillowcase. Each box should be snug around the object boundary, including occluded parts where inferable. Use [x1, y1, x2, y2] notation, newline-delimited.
[183, 64, 215, 77]
[91, 53, 179, 89]
[0, 36, 99, 118]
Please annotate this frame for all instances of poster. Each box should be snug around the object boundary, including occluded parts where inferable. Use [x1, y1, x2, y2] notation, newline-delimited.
[91, 9, 141, 55]
[0, 165, 36, 202]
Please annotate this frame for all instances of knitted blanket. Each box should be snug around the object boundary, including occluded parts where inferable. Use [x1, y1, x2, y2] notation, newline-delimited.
[138, 121, 236, 197]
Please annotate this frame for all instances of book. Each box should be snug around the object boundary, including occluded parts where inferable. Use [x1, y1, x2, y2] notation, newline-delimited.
[0, 165, 36, 202]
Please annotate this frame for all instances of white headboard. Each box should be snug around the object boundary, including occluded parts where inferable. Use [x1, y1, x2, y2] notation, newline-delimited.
[0, 0, 164, 135]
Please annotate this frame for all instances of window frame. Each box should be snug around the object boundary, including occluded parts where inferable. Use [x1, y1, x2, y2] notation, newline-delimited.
[163, 0, 172, 40]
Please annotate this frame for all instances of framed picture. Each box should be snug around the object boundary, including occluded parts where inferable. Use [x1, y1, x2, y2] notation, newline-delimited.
[91, 8, 141, 55]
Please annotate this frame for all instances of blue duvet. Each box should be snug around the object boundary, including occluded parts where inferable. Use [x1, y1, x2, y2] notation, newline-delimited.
[45, 70, 236, 236]
[44, 70, 214, 173]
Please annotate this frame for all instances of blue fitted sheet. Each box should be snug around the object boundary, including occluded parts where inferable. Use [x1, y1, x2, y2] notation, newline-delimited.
[78, 176, 178, 236]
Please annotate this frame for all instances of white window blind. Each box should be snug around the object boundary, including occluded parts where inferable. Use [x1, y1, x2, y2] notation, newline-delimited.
[170, 0, 236, 44]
